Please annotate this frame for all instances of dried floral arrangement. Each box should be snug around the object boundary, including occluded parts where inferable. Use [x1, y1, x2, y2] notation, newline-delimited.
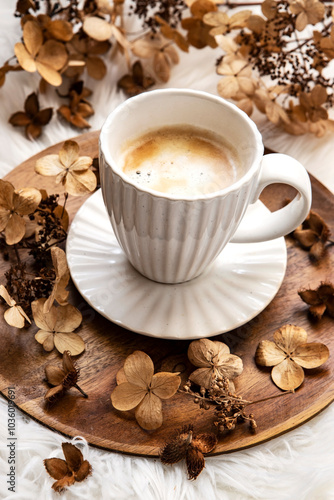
[2, 0, 334, 138]
[0, 134, 332, 488]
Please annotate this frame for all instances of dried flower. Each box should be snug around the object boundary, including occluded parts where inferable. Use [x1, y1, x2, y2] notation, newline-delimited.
[44, 350, 87, 402]
[35, 140, 96, 196]
[217, 58, 257, 99]
[43, 247, 70, 313]
[187, 339, 243, 391]
[289, 0, 325, 31]
[111, 350, 181, 430]
[132, 33, 179, 82]
[181, 0, 218, 49]
[66, 34, 111, 80]
[32, 298, 84, 355]
[58, 81, 94, 129]
[0, 179, 42, 245]
[9, 92, 53, 139]
[298, 282, 334, 319]
[117, 60, 155, 97]
[14, 20, 67, 86]
[0, 284, 31, 328]
[203, 10, 251, 37]
[44, 442, 92, 493]
[255, 324, 329, 391]
[292, 210, 331, 261]
[160, 425, 217, 480]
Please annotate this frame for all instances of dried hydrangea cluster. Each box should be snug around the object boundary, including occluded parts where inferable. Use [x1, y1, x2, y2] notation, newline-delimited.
[182, 339, 258, 434]
[2, 0, 334, 137]
[0, 140, 97, 355]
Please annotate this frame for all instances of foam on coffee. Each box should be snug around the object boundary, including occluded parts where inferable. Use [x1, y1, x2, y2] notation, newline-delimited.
[119, 125, 242, 197]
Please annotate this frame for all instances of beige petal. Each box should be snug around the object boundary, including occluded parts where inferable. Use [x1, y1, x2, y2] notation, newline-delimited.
[23, 20, 43, 57]
[13, 188, 41, 215]
[274, 325, 307, 355]
[14, 43, 36, 72]
[45, 365, 65, 385]
[187, 339, 218, 368]
[5, 213, 26, 245]
[35, 155, 64, 176]
[153, 52, 170, 83]
[35, 61, 62, 86]
[295, 12, 308, 31]
[0, 208, 10, 232]
[255, 340, 286, 366]
[35, 330, 55, 351]
[54, 275, 70, 306]
[69, 157, 93, 172]
[37, 40, 68, 71]
[51, 246, 69, 278]
[0, 179, 14, 210]
[116, 367, 128, 385]
[54, 332, 85, 355]
[293, 342, 329, 368]
[132, 38, 156, 58]
[135, 392, 163, 430]
[217, 354, 243, 379]
[4, 306, 26, 328]
[59, 140, 79, 168]
[45, 385, 64, 400]
[213, 341, 230, 361]
[64, 169, 97, 196]
[123, 350, 154, 389]
[54, 304, 82, 332]
[48, 19, 73, 42]
[217, 76, 240, 99]
[83, 16, 113, 42]
[151, 372, 181, 399]
[189, 367, 213, 389]
[32, 298, 57, 331]
[111, 382, 146, 410]
[17, 305, 31, 324]
[271, 358, 304, 391]
[86, 56, 106, 80]
[0, 285, 16, 307]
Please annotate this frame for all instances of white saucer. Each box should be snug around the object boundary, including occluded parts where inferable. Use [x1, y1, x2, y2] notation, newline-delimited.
[66, 190, 287, 340]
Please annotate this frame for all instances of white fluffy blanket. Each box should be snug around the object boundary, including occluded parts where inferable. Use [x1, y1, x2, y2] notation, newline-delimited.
[0, 1, 334, 499]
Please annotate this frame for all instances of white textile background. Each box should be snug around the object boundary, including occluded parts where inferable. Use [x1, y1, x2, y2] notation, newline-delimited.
[0, 1, 334, 499]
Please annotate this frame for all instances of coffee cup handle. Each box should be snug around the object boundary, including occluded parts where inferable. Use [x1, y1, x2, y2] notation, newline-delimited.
[231, 153, 312, 243]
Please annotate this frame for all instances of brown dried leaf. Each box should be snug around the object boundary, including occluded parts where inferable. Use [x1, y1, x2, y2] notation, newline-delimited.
[44, 443, 91, 492]
[44, 458, 70, 480]
[298, 282, 334, 318]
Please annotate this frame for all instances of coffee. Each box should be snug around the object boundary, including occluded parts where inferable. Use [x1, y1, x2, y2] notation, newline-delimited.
[119, 125, 242, 196]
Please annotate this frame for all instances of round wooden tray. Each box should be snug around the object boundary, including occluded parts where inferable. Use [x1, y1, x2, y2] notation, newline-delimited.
[0, 131, 333, 456]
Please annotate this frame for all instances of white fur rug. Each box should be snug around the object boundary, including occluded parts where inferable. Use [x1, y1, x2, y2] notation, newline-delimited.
[0, 1, 334, 499]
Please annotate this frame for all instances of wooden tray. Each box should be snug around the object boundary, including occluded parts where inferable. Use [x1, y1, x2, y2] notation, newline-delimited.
[0, 131, 333, 457]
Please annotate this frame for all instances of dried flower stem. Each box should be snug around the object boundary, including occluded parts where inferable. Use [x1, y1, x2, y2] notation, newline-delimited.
[74, 383, 88, 398]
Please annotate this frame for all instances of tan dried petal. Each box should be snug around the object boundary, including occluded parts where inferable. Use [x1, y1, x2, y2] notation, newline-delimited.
[45, 384, 64, 400]
[111, 381, 146, 410]
[54, 304, 82, 333]
[35, 155, 64, 176]
[188, 338, 227, 367]
[54, 332, 85, 355]
[135, 392, 163, 430]
[271, 358, 305, 391]
[13, 187, 41, 215]
[59, 140, 79, 168]
[69, 157, 93, 172]
[14, 42, 36, 72]
[48, 20, 73, 42]
[86, 56, 106, 80]
[292, 342, 329, 368]
[32, 298, 57, 330]
[35, 61, 62, 86]
[216, 354, 243, 379]
[273, 325, 308, 354]
[294, 228, 317, 248]
[0, 285, 16, 307]
[153, 52, 170, 82]
[5, 212, 26, 245]
[4, 306, 26, 328]
[116, 367, 127, 385]
[83, 16, 113, 42]
[189, 367, 213, 389]
[23, 20, 43, 57]
[35, 330, 55, 351]
[37, 40, 68, 71]
[256, 340, 287, 366]
[64, 169, 97, 196]
[150, 372, 180, 399]
[123, 350, 154, 388]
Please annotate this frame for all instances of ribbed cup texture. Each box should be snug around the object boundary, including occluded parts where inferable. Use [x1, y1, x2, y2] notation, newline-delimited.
[100, 152, 254, 284]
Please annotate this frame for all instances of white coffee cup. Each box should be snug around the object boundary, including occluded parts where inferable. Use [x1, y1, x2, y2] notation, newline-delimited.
[99, 89, 311, 284]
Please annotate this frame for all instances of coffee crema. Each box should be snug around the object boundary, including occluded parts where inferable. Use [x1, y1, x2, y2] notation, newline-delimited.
[119, 125, 242, 197]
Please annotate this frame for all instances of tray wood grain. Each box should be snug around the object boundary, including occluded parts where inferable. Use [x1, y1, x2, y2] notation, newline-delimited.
[0, 131, 333, 456]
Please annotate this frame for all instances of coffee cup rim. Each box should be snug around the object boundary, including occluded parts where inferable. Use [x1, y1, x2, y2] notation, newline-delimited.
[99, 88, 264, 201]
